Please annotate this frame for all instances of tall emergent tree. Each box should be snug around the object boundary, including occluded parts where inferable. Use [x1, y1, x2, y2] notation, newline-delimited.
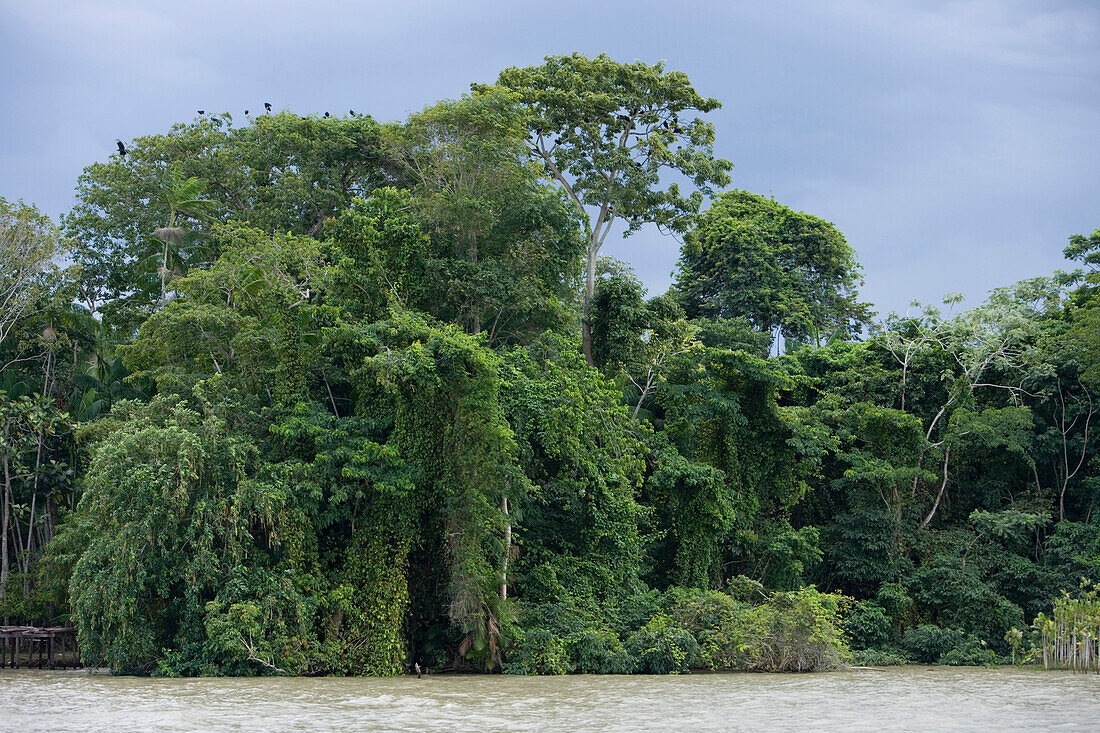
[493, 53, 732, 363]
[677, 190, 872, 350]
[0, 199, 64, 350]
[387, 89, 584, 342]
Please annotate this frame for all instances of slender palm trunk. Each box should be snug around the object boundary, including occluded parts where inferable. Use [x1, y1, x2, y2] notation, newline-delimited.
[500, 497, 510, 601]
[1, 424, 10, 607]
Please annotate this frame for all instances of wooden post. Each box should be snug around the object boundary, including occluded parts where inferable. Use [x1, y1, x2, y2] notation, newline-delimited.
[48, 632, 54, 669]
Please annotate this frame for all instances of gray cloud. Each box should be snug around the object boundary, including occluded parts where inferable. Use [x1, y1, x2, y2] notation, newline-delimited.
[2, 0, 1097, 317]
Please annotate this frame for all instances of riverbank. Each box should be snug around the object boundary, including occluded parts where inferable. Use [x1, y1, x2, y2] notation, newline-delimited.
[3, 666, 1099, 731]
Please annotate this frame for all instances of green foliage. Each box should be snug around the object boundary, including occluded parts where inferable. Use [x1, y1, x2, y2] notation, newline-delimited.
[493, 52, 732, 361]
[494, 53, 731, 238]
[565, 628, 634, 674]
[65, 112, 389, 323]
[643, 435, 731, 589]
[677, 190, 871, 345]
[5, 59, 1097, 679]
[353, 313, 531, 670]
[659, 585, 850, 672]
[1043, 521, 1100, 589]
[1063, 227, 1100, 290]
[902, 625, 995, 666]
[1, 390, 72, 615]
[60, 396, 297, 673]
[750, 587, 851, 671]
[850, 648, 908, 666]
[1030, 581, 1100, 672]
[500, 332, 649, 605]
[321, 188, 429, 321]
[845, 601, 894, 651]
[654, 338, 823, 590]
[627, 613, 702, 674]
[502, 627, 571, 675]
[389, 90, 584, 341]
[315, 521, 411, 676]
[590, 268, 650, 371]
[0, 198, 69, 349]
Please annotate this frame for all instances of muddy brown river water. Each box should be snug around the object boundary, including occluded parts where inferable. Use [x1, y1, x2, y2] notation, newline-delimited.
[2, 665, 1099, 731]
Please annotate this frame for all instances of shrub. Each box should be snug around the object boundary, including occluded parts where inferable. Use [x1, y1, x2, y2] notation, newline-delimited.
[906, 559, 1023, 650]
[510, 585, 850, 675]
[850, 648, 908, 666]
[661, 587, 755, 670]
[503, 628, 570, 675]
[902, 624, 964, 663]
[845, 600, 893, 650]
[565, 629, 633, 674]
[610, 590, 662, 640]
[659, 585, 849, 672]
[752, 587, 850, 671]
[940, 640, 996, 667]
[901, 624, 993, 665]
[875, 582, 914, 626]
[626, 614, 701, 674]
[726, 575, 767, 603]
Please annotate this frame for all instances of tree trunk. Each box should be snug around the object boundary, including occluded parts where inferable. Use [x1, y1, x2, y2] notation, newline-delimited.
[1, 430, 10, 607]
[468, 233, 481, 336]
[582, 242, 598, 366]
[920, 444, 952, 528]
[500, 497, 510, 601]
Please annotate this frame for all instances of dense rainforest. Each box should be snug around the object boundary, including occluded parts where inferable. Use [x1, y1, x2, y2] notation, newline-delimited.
[1, 54, 1098, 676]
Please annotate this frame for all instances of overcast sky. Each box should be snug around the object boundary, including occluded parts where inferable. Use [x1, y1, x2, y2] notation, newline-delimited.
[2, 0, 1098, 317]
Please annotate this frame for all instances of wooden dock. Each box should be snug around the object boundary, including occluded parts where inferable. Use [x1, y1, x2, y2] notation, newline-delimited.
[0, 626, 80, 669]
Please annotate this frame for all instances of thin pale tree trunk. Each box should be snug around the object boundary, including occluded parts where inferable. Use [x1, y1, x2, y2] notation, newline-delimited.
[0, 424, 10, 607]
[500, 497, 510, 601]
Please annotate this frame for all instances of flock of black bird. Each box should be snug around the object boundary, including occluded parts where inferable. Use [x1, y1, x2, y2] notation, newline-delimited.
[115, 102, 370, 157]
[113, 105, 684, 159]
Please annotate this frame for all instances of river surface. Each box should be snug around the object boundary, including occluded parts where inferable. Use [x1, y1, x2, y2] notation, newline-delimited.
[2, 666, 1099, 731]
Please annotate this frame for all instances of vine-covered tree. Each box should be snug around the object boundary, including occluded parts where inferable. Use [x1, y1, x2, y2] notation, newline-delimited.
[0, 60, 1093, 678]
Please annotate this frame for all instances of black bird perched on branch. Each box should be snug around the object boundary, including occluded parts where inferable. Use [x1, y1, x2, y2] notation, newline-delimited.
[264, 102, 272, 112]
[245, 109, 250, 115]
[349, 109, 355, 116]
[197, 110, 205, 115]
[324, 112, 330, 118]
[116, 140, 126, 157]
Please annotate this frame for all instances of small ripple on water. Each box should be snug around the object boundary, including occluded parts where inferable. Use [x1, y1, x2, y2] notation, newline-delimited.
[2, 666, 1100, 732]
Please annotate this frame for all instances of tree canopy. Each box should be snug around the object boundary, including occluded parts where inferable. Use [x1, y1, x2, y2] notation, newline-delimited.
[677, 189, 872, 349]
[0, 56, 1096, 679]
[492, 53, 732, 363]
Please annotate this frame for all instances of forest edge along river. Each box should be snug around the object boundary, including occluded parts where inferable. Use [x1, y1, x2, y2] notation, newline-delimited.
[3, 666, 1100, 732]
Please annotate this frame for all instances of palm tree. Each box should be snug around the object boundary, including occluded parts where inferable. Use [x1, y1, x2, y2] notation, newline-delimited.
[62, 306, 150, 421]
[72, 354, 147, 421]
[150, 167, 217, 301]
